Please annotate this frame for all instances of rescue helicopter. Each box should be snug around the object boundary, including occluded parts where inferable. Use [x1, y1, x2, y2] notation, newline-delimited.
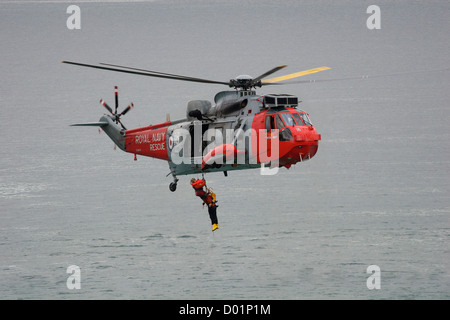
[64, 61, 444, 192]
[63, 61, 328, 191]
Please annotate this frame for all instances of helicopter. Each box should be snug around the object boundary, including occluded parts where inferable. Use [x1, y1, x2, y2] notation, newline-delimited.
[63, 61, 329, 191]
[64, 61, 446, 192]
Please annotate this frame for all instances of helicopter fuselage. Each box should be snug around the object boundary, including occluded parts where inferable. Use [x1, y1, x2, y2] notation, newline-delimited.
[121, 90, 320, 178]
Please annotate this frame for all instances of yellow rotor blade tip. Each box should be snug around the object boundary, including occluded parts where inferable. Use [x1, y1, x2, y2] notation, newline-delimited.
[262, 66, 331, 83]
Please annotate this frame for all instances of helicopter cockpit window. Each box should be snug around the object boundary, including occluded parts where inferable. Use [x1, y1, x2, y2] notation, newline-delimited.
[276, 115, 285, 129]
[276, 114, 293, 141]
[280, 113, 295, 127]
[292, 113, 305, 125]
[300, 113, 312, 126]
[279, 128, 293, 141]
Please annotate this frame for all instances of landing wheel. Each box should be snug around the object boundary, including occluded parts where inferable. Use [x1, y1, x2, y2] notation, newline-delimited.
[169, 182, 177, 192]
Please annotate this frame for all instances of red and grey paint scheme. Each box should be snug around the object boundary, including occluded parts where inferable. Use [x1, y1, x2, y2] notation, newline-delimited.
[77, 89, 320, 192]
[66, 62, 327, 192]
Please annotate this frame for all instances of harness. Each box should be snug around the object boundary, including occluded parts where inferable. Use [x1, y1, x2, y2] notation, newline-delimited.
[191, 179, 217, 207]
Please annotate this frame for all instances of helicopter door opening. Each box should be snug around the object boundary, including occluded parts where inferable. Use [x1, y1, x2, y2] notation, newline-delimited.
[265, 114, 284, 132]
[203, 125, 225, 155]
[189, 122, 209, 160]
[266, 115, 275, 132]
[264, 115, 282, 159]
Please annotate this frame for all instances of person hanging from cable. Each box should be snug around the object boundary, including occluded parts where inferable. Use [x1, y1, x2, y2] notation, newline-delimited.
[190, 178, 219, 231]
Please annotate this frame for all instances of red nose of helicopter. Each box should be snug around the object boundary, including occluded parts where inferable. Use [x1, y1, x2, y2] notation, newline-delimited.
[258, 105, 321, 169]
[278, 124, 321, 168]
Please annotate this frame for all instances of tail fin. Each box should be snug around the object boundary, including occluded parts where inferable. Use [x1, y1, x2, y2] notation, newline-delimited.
[71, 115, 126, 151]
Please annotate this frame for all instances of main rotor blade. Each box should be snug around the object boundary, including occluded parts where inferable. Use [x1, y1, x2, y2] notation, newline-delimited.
[62, 61, 229, 85]
[251, 65, 287, 84]
[99, 62, 223, 83]
[262, 66, 331, 84]
[262, 67, 449, 86]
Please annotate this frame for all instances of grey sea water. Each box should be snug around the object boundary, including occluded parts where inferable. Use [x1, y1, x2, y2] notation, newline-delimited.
[0, 0, 449, 299]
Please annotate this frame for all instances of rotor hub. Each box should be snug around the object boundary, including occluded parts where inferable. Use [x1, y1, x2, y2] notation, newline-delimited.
[229, 75, 262, 90]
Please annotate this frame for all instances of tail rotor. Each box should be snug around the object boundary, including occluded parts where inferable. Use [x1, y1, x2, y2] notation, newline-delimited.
[99, 86, 133, 130]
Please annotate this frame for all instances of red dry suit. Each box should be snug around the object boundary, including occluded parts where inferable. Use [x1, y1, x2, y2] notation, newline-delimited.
[191, 179, 218, 225]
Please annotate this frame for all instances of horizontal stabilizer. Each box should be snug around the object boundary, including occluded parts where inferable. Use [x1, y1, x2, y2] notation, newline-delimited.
[70, 122, 108, 127]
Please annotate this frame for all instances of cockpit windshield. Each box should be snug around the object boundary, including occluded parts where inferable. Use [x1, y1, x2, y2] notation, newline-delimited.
[300, 113, 312, 126]
[292, 113, 304, 125]
[276, 115, 285, 129]
[266, 110, 313, 136]
[280, 113, 295, 127]
[293, 112, 312, 126]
